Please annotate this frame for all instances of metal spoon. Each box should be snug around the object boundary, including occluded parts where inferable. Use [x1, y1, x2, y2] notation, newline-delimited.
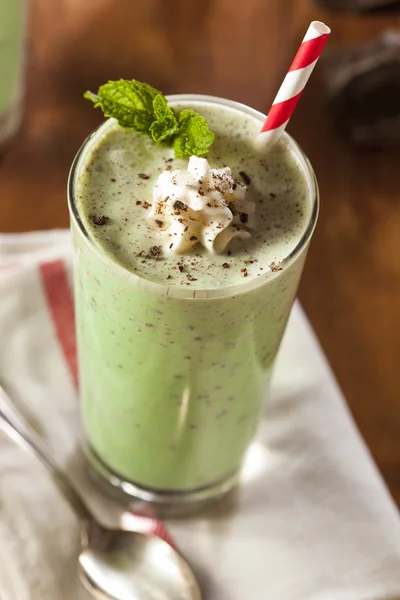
[0, 385, 202, 600]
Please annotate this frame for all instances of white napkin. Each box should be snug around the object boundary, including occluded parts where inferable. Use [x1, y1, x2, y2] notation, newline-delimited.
[0, 230, 399, 600]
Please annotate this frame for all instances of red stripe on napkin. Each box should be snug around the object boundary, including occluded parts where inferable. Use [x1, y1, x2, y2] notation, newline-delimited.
[121, 513, 177, 549]
[39, 260, 78, 389]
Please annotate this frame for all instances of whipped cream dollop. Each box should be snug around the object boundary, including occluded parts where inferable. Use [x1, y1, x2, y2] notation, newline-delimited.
[149, 156, 255, 253]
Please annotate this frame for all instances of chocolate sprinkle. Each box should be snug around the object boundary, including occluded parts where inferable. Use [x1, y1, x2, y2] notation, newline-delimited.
[149, 245, 161, 257]
[239, 171, 251, 185]
[173, 200, 187, 211]
[90, 214, 109, 226]
[270, 261, 283, 272]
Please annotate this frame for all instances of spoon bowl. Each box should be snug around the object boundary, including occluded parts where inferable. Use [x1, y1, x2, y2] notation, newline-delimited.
[79, 522, 201, 600]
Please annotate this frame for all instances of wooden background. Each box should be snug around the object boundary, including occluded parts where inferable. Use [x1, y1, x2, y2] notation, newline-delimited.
[1, 0, 399, 504]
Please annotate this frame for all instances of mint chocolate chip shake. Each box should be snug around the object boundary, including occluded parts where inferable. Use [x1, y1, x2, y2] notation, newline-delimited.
[0, 0, 26, 146]
[69, 91, 318, 507]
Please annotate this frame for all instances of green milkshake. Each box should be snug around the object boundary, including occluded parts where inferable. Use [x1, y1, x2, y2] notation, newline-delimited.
[0, 0, 26, 146]
[69, 91, 318, 506]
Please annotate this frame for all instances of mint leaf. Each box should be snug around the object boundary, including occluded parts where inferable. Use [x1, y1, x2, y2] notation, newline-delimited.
[149, 94, 179, 143]
[172, 110, 215, 158]
[84, 79, 160, 132]
[84, 79, 215, 157]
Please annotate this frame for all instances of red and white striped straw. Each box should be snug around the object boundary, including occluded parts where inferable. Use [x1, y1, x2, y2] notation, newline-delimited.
[260, 21, 331, 143]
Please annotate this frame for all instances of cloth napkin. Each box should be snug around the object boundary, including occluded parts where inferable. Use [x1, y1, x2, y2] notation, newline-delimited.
[0, 230, 400, 600]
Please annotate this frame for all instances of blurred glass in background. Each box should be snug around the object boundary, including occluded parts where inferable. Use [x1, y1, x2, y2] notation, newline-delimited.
[314, 0, 400, 10]
[0, 0, 27, 148]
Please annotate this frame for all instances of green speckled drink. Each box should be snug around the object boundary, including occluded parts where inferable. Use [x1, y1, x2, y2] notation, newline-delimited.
[68, 95, 318, 510]
[0, 0, 26, 146]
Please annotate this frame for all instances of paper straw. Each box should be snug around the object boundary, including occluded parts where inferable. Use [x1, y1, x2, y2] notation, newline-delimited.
[260, 21, 331, 143]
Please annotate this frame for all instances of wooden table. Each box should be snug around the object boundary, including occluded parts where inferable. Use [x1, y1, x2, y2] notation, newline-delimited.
[1, 0, 399, 504]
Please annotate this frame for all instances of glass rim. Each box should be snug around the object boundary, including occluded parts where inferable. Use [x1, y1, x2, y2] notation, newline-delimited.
[67, 94, 319, 300]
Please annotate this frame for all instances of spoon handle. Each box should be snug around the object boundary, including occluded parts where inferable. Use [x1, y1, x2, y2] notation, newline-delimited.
[0, 385, 92, 524]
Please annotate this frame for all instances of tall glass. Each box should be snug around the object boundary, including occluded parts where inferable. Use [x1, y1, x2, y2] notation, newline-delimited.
[0, 0, 27, 149]
[68, 95, 318, 512]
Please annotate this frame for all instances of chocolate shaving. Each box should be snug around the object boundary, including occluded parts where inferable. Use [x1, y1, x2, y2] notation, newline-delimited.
[90, 214, 109, 226]
[173, 200, 187, 211]
[239, 171, 251, 185]
[270, 261, 283, 272]
[178, 265, 184, 273]
[149, 246, 161, 258]
[222, 262, 230, 268]
[227, 202, 237, 215]
[138, 173, 150, 180]
[240, 213, 249, 224]
[155, 220, 163, 227]
[190, 236, 198, 241]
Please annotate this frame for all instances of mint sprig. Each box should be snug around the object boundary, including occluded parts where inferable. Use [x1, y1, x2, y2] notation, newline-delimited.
[172, 110, 215, 158]
[84, 80, 159, 132]
[150, 94, 179, 143]
[84, 79, 214, 158]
